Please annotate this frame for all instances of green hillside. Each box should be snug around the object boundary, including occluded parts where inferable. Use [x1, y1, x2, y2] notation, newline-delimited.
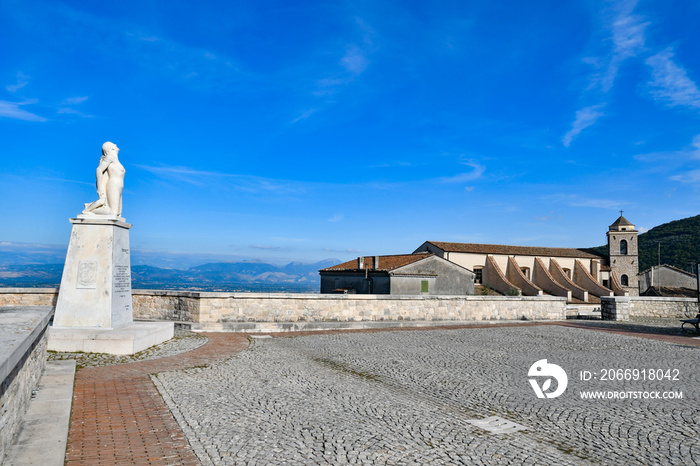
[591, 215, 700, 273]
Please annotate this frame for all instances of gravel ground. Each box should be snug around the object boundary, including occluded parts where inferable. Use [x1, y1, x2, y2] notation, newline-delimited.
[48, 329, 208, 367]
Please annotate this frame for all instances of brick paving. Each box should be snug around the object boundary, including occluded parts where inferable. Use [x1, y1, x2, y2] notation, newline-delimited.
[63, 321, 700, 465]
[64, 333, 249, 465]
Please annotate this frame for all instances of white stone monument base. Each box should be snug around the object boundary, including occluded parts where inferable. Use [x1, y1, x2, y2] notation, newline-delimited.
[48, 322, 174, 355]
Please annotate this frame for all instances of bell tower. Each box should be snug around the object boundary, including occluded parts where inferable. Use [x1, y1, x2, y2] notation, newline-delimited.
[607, 212, 639, 296]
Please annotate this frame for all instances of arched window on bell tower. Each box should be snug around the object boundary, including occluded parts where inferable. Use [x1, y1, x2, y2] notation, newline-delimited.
[620, 239, 628, 255]
[621, 274, 629, 286]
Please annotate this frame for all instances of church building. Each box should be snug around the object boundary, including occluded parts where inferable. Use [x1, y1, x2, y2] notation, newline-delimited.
[320, 215, 639, 302]
[413, 214, 639, 301]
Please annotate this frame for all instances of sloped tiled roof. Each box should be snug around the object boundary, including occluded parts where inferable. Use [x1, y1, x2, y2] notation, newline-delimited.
[610, 215, 634, 228]
[321, 253, 433, 272]
[423, 241, 605, 259]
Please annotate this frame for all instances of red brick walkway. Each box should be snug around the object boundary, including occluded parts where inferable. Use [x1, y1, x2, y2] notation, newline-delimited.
[63, 323, 699, 465]
[65, 333, 249, 465]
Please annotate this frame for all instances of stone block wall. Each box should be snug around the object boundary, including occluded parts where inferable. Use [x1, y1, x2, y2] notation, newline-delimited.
[601, 296, 699, 320]
[132, 290, 201, 322]
[0, 308, 52, 464]
[193, 294, 566, 323]
[0, 288, 58, 307]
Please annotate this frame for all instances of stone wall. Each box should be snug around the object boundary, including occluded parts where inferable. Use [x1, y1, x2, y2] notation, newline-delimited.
[0, 288, 58, 307]
[0, 307, 52, 464]
[131, 290, 201, 322]
[601, 296, 699, 321]
[192, 293, 566, 323]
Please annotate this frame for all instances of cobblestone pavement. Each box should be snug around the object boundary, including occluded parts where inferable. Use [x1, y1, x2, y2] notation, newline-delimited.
[156, 325, 699, 465]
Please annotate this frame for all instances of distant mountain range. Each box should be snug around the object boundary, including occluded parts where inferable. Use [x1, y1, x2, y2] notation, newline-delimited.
[3, 214, 699, 290]
[0, 242, 339, 292]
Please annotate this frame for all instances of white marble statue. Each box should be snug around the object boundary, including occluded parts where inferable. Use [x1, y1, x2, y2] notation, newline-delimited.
[82, 141, 125, 216]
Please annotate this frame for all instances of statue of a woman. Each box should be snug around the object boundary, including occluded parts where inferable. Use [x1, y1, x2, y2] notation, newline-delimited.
[82, 142, 126, 216]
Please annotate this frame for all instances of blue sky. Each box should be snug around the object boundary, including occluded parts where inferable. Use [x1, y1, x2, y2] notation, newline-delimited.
[2, 0, 700, 265]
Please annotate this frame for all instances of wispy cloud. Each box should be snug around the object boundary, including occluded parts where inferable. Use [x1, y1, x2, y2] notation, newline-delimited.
[545, 193, 628, 210]
[45, 3, 247, 89]
[250, 244, 283, 251]
[582, 0, 648, 93]
[670, 170, 700, 184]
[570, 197, 628, 210]
[596, 1, 648, 92]
[634, 134, 700, 163]
[323, 248, 363, 254]
[562, 104, 606, 147]
[340, 45, 369, 75]
[37, 176, 93, 187]
[328, 214, 344, 223]
[6, 72, 30, 93]
[566, 1, 646, 146]
[137, 164, 307, 194]
[312, 17, 374, 97]
[438, 161, 485, 183]
[290, 108, 317, 124]
[56, 95, 93, 117]
[645, 48, 700, 110]
[63, 96, 89, 105]
[0, 100, 46, 122]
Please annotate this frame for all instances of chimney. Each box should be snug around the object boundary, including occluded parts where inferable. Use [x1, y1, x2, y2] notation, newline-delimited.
[358, 257, 364, 269]
[374, 256, 380, 270]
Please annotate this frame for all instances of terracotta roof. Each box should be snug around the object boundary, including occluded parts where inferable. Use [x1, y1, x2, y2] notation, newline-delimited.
[320, 253, 433, 272]
[423, 241, 605, 259]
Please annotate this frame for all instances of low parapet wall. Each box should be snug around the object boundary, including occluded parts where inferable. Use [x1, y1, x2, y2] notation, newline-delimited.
[0, 288, 58, 307]
[0, 288, 567, 324]
[601, 296, 699, 321]
[0, 306, 53, 464]
[192, 293, 566, 324]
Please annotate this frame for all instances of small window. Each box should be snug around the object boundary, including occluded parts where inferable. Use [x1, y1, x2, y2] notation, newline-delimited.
[562, 268, 571, 279]
[421, 280, 429, 293]
[603, 279, 609, 288]
[620, 239, 628, 255]
[520, 267, 530, 280]
[621, 275, 629, 286]
[473, 267, 483, 284]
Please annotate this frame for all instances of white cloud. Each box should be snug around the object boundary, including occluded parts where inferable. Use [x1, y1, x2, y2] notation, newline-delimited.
[250, 244, 283, 251]
[562, 104, 606, 147]
[340, 45, 369, 75]
[570, 197, 627, 210]
[6, 72, 30, 93]
[645, 48, 700, 110]
[587, 1, 648, 93]
[323, 247, 363, 253]
[670, 169, 700, 184]
[64, 96, 89, 105]
[328, 214, 344, 223]
[0, 100, 46, 122]
[438, 161, 485, 183]
[137, 164, 307, 194]
[290, 108, 317, 124]
[634, 134, 700, 162]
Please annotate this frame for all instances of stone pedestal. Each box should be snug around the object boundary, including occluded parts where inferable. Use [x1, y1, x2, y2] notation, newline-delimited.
[49, 216, 173, 354]
[53, 216, 134, 329]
